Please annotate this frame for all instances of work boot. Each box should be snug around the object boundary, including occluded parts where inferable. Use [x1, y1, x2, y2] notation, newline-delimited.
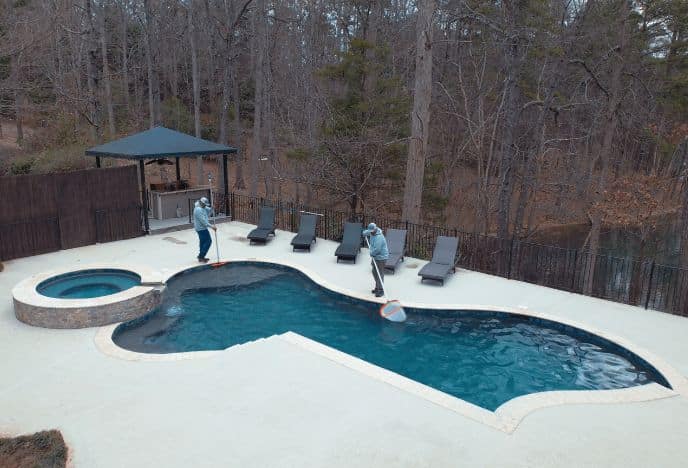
[374, 291, 384, 298]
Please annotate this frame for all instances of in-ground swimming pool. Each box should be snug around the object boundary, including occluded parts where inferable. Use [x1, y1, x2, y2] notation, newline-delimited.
[37, 269, 141, 299]
[113, 262, 670, 411]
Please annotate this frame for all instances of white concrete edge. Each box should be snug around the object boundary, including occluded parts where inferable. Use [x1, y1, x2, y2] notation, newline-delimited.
[92, 257, 688, 431]
[94, 323, 269, 362]
[11, 263, 163, 309]
[277, 331, 675, 434]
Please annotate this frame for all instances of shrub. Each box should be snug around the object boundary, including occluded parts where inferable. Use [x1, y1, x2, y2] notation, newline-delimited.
[10, 155, 35, 174]
[29, 144, 93, 173]
[8, 144, 99, 174]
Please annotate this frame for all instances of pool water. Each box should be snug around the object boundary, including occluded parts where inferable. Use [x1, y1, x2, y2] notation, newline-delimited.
[113, 263, 669, 411]
[37, 269, 141, 299]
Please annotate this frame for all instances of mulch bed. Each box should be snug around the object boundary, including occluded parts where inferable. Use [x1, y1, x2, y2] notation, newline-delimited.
[0, 430, 67, 468]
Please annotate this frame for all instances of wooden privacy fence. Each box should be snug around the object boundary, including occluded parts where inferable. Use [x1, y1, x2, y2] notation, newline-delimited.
[217, 191, 688, 317]
[0, 166, 143, 261]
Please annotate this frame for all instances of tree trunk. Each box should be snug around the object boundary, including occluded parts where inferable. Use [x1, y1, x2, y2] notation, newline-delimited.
[496, 2, 524, 239]
[169, 50, 179, 98]
[12, 54, 23, 144]
[14, 91, 23, 144]
[188, 2, 204, 185]
[232, 67, 245, 190]
[100, 6, 116, 137]
[363, 0, 381, 95]
[679, 141, 688, 265]
[401, 0, 436, 224]
[218, 65, 231, 193]
[120, 4, 130, 116]
[219, 66, 230, 146]
[264, 14, 276, 200]
[143, 0, 156, 128]
[250, 0, 266, 197]
[583, 2, 629, 295]
[84, 0, 100, 142]
[514, 94, 551, 238]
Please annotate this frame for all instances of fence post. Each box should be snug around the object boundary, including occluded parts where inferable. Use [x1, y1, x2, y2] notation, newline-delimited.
[94, 210, 100, 243]
[230, 192, 235, 220]
[290, 202, 295, 232]
[506, 236, 516, 279]
[324, 210, 329, 240]
[570, 249, 579, 291]
[644, 260, 656, 309]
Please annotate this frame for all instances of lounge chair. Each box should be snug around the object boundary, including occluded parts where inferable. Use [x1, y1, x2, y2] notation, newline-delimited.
[418, 236, 459, 285]
[247, 206, 276, 244]
[335, 222, 362, 263]
[291, 214, 317, 252]
[384, 228, 407, 273]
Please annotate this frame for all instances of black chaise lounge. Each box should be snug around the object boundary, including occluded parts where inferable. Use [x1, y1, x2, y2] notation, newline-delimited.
[335, 222, 362, 263]
[418, 236, 459, 285]
[384, 228, 407, 273]
[247, 206, 276, 244]
[291, 214, 318, 252]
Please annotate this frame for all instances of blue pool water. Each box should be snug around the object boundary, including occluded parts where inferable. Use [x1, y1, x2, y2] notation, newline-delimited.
[38, 269, 141, 299]
[113, 263, 669, 410]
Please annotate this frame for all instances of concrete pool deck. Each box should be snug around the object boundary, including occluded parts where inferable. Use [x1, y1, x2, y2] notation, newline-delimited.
[1, 221, 688, 467]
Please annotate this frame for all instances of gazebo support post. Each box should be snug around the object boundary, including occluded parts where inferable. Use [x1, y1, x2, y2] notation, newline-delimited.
[222, 153, 229, 215]
[95, 156, 101, 168]
[139, 159, 150, 233]
[175, 157, 181, 184]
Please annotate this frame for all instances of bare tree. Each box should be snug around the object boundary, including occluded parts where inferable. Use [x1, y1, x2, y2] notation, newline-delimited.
[402, 0, 436, 224]
[582, 0, 631, 294]
[250, 0, 266, 197]
[188, 0, 204, 185]
[100, 1, 116, 137]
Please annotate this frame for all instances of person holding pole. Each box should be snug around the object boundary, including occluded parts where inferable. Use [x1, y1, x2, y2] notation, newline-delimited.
[193, 196, 216, 263]
[362, 223, 389, 297]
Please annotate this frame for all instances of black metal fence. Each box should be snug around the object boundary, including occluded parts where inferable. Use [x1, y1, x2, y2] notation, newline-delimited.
[214, 191, 688, 317]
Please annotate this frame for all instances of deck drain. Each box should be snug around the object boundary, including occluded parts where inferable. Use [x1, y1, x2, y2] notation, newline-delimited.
[231, 235, 249, 242]
[405, 262, 419, 269]
[162, 237, 187, 245]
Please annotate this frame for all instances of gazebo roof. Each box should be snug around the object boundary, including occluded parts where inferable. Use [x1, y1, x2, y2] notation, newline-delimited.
[85, 126, 238, 159]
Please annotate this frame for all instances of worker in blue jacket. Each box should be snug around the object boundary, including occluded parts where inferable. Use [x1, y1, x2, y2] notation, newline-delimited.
[193, 196, 216, 263]
[362, 223, 389, 297]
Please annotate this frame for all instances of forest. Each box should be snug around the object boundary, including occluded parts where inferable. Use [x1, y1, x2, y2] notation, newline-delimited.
[1, 0, 687, 263]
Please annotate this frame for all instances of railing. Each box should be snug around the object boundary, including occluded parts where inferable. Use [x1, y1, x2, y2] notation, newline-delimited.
[213, 191, 688, 317]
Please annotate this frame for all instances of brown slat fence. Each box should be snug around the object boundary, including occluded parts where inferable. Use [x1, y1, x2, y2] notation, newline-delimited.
[215, 191, 688, 317]
[0, 166, 143, 261]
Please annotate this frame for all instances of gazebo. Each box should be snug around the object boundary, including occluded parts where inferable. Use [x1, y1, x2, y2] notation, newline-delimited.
[86, 126, 238, 232]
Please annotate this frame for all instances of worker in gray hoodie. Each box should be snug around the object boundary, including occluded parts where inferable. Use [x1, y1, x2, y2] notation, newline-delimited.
[193, 196, 216, 263]
[362, 223, 389, 297]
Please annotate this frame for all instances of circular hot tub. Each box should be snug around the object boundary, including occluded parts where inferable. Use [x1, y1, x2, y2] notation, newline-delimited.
[13, 265, 162, 329]
[37, 269, 141, 299]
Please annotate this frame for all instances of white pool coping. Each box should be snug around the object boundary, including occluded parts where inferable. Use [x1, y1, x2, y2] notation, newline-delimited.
[93, 257, 688, 433]
[12, 263, 162, 310]
[4, 222, 688, 467]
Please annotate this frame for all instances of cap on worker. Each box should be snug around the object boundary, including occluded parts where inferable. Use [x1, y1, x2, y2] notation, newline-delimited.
[200, 197, 210, 206]
[362, 223, 378, 235]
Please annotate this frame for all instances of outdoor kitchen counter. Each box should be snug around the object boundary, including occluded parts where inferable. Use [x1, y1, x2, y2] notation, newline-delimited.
[149, 186, 212, 220]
